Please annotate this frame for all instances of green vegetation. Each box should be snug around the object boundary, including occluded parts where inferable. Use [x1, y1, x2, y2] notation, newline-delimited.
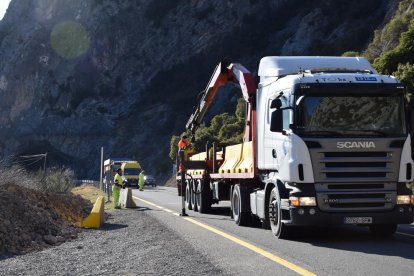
[342, 51, 360, 57]
[373, 21, 414, 74]
[365, 0, 414, 61]
[169, 135, 181, 161]
[0, 163, 75, 193]
[38, 167, 75, 193]
[169, 98, 246, 161]
[366, 0, 414, 92]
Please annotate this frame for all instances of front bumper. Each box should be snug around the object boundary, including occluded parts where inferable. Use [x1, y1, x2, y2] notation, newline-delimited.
[125, 180, 138, 187]
[286, 205, 414, 225]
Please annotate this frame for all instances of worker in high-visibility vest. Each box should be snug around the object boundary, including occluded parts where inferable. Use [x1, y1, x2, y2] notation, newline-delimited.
[177, 135, 190, 173]
[113, 168, 123, 209]
[178, 135, 189, 150]
[138, 170, 145, 191]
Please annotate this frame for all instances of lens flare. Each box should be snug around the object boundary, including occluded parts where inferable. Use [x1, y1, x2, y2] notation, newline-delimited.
[50, 21, 90, 59]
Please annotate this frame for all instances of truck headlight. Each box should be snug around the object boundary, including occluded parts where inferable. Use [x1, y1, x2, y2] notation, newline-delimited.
[397, 195, 411, 205]
[289, 197, 316, 207]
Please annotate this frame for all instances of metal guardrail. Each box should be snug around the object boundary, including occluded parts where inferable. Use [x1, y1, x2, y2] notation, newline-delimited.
[73, 180, 100, 187]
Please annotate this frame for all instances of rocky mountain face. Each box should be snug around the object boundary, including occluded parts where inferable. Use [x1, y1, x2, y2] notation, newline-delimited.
[0, 0, 397, 180]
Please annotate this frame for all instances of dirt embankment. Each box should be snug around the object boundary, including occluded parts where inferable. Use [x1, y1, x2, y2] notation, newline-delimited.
[0, 183, 92, 257]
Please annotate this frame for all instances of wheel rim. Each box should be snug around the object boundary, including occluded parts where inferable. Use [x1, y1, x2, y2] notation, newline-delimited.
[185, 182, 190, 204]
[269, 196, 278, 227]
[191, 181, 197, 207]
[233, 191, 240, 217]
[196, 180, 201, 208]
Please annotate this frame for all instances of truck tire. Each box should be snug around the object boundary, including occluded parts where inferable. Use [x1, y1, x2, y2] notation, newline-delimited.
[191, 180, 198, 212]
[231, 184, 251, 226]
[185, 180, 193, 210]
[196, 179, 211, 213]
[268, 187, 289, 238]
[369, 224, 397, 237]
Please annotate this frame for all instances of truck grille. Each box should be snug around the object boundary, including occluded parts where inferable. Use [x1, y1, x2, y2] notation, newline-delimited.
[306, 138, 404, 212]
[307, 139, 402, 183]
[322, 151, 390, 179]
[315, 182, 396, 212]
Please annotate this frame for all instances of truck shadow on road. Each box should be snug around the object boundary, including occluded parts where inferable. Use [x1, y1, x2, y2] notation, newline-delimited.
[290, 226, 414, 260]
[194, 207, 234, 222]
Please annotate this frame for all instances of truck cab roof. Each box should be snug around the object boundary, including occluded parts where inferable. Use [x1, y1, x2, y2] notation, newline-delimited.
[258, 56, 378, 80]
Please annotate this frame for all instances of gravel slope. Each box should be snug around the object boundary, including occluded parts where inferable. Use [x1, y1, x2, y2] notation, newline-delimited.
[0, 207, 228, 275]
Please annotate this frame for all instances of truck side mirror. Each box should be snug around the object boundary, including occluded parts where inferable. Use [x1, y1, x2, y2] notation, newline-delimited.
[270, 98, 282, 109]
[270, 110, 283, 132]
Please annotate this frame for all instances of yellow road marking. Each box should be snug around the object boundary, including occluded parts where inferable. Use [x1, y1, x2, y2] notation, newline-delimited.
[396, 231, 414, 238]
[133, 196, 316, 276]
[184, 216, 315, 276]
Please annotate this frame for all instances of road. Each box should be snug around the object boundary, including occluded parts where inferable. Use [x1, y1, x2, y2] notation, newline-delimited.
[132, 186, 414, 276]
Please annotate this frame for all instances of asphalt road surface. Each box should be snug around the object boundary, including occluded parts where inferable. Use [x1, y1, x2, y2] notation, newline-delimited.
[133, 186, 414, 276]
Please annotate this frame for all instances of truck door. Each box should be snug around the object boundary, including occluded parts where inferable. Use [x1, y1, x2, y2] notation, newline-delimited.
[264, 98, 278, 170]
[267, 95, 291, 172]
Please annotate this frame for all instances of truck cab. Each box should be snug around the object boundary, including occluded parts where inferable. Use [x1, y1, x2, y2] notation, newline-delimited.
[253, 56, 414, 237]
[121, 161, 142, 188]
[178, 56, 414, 239]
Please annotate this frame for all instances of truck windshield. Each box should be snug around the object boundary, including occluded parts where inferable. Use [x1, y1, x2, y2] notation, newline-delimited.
[124, 168, 140, 175]
[296, 94, 406, 136]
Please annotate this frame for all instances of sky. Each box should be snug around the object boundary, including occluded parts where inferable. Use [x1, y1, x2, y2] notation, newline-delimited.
[0, 0, 12, 20]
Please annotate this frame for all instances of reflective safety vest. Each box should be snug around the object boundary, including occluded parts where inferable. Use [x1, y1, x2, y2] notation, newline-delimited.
[139, 172, 145, 184]
[178, 139, 189, 149]
[114, 173, 123, 187]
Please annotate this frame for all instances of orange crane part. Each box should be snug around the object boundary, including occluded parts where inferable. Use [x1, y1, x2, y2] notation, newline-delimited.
[185, 62, 258, 174]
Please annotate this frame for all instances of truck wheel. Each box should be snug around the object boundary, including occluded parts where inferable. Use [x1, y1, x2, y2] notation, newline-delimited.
[196, 180, 211, 213]
[268, 187, 289, 238]
[191, 180, 198, 212]
[232, 185, 251, 226]
[185, 180, 192, 210]
[369, 224, 397, 237]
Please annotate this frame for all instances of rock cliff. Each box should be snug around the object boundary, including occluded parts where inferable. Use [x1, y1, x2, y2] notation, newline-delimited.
[0, 0, 397, 179]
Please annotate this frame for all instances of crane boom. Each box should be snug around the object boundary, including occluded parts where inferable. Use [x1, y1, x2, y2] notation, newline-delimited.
[186, 62, 257, 137]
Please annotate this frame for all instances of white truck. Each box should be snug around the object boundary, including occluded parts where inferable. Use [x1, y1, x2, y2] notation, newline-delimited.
[177, 56, 414, 238]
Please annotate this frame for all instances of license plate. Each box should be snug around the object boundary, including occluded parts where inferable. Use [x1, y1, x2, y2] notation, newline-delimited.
[344, 217, 372, 224]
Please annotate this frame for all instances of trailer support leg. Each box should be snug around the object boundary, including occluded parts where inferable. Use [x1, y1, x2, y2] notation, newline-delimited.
[180, 171, 188, 216]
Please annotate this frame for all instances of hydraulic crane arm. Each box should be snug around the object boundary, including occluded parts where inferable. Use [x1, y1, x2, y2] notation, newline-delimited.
[186, 62, 257, 137]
